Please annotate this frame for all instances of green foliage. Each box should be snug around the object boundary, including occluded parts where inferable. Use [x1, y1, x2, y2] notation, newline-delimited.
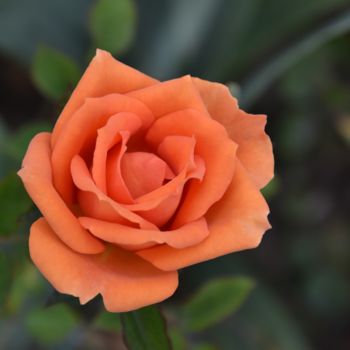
[121, 306, 171, 350]
[90, 0, 136, 55]
[93, 310, 121, 332]
[0, 173, 32, 236]
[169, 329, 187, 350]
[31, 45, 80, 100]
[25, 303, 78, 345]
[0, 253, 12, 307]
[182, 277, 255, 332]
[3, 122, 51, 162]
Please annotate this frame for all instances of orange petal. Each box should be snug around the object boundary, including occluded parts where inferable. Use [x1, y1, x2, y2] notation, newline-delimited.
[121, 152, 169, 198]
[71, 155, 157, 230]
[192, 78, 274, 189]
[146, 109, 237, 227]
[137, 161, 271, 271]
[128, 75, 209, 119]
[51, 93, 153, 204]
[17, 133, 105, 254]
[92, 113, 142, 193]
[79, 216, 209, 249]
[122, 137, 205, 227]
[52, 49, 157, 146]
[30, 218, 178, 312]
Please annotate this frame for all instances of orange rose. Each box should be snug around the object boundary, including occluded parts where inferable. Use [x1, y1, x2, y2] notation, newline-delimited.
[18, 50, 273, 312]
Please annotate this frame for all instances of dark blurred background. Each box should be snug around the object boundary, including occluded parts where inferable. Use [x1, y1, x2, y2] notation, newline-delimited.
[1, 0, 350, 349]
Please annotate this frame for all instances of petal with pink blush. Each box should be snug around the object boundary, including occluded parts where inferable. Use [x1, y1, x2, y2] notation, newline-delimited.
[52, 93, 154, 204]
[52, 49, 157, 146]
[18, 133, 105, 254]
[146, 109, 237, 227]
[79, 216, 209, 249]
[30, 218, 178, 312]
[92, 113, 142, 193]
[137, 161, 271, 271]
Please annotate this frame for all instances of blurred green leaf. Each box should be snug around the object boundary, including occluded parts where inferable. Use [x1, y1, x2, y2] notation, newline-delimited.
[3, 122, 52, 163]
[193, 345, 218, 350]
[0, 173, 32, 236]
[169, 329, 187, 350]
[25, 303, 78, 345]
[90, 0, 136, 55]
[0, 253, 12, 306]
[31, 45, 80, 100]
[93, 310, 121, 332]
[182, 277, 255, 332]
[7, 262, 48, 313]
[121, 306, 171, 350]
[261, 176, 280, 200]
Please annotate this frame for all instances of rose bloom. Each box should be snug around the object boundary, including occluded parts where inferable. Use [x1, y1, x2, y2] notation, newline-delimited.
[18, 50, 273, 312]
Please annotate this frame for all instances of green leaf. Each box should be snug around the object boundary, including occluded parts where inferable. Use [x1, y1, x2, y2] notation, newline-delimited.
[121, 306, 171, 350]
[2, 122, 51, 163]
[90, 0, 136, 55]
[93, 310, 121, 332]
[0, 173, 32, 236]
[31, 45, 80, 101]
[182, 277, 255, 332]
[169, 329, 187, 350]
[25, 303, 78, 345]
[0, 253, 12, 307]
[261, 176, 280, 200]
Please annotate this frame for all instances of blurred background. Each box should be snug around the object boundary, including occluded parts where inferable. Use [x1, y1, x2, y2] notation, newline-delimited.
[1, 0, 350, 349]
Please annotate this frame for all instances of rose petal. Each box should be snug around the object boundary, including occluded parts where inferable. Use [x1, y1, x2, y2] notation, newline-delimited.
[52, 93, 153, 204]
[30, 218, 178, 312]
[79, 216, 209, 249]
[137, 161, 271, 271]
[121, 152, 169, 198]
[146, 109, 237, 227]
[105, 132, 134, 204]
[121, 137, 205, 227]
[52, 49, 157, 146]
[192, 78, 274, 188]
[128, 75, 209, 118]
[92, 113, 142, 194]
[71, 155, 158, 230]
[17, 133, 105, 254]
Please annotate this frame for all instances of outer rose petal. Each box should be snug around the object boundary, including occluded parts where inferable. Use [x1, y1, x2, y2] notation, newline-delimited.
[192, 77, 274, 189]
[79, 216, 209, 249]
[128, 75, 209, 118]
[137, 161, 271, 271]
[17, 133, 105, 254]
[30, 218, 178, 312]
[52, 49, 157, 146]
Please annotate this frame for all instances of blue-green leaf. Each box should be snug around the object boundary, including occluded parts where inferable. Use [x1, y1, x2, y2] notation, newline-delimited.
[90, 0, 136, 55]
